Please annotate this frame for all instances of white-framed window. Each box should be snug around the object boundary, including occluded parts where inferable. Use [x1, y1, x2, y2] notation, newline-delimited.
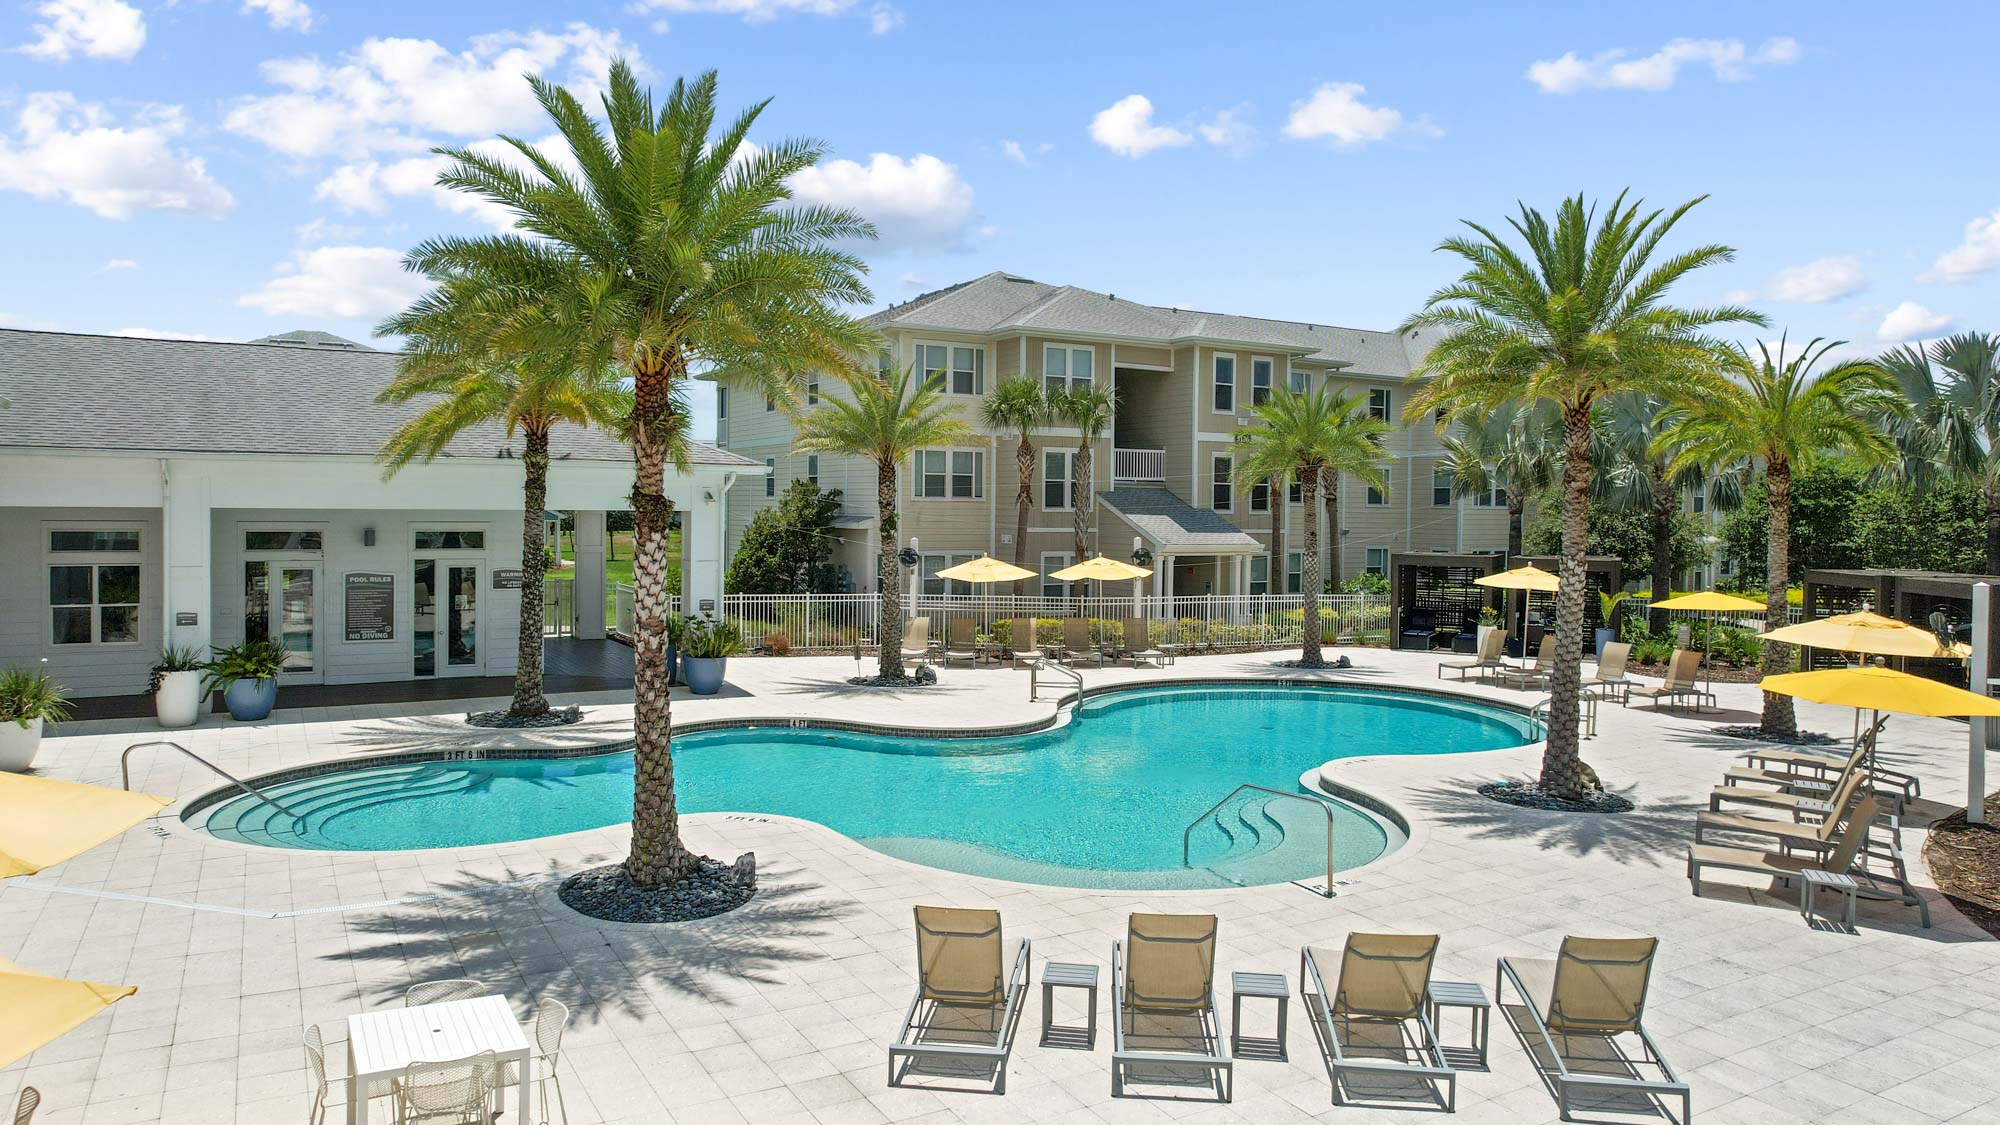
[1368, 387, 1391, 421]
[916, 342, 985, 395]
[245, 529, 324, 551]
[807, 455, 819, 486]
[1250, 555, 1270, 596]
[914, 448, 984, 499]
[1473, 483, 1507, 507]
[1720, 558, 1734, 577]
[1041, 552, 1076, 601]
[764, 458, 777, 496]
[1367, 466, 1390, 506]
[806, 374, 820, 406]
[1043, 449, 1076, 510]
[1288, 365, 1308, 394]
[411, 529, 483, 549]
[1433, 466, 1454, 506]
[877, 347, 895, 375]
[1692, 491, 1706, 513]
[764, 393, 775, 412]
[920, 551, 980, 596]
[1251, 357, 1274, 406]
[1366, 547, 1389, 576]
[1289, 477, 1303, 504]
[1043, 345, 1094, 397]
[1286, 551, 1303, 594]
[1211, 454, 1233, 511]
[716, 386, 728, 418]
[1249, 478, 1271, 513]
[1212, 354, 1235, 412]
[46, 527, 142, 647]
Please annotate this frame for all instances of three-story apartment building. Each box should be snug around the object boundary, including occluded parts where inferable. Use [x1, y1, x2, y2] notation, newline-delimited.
[712, 272, 1510, 600]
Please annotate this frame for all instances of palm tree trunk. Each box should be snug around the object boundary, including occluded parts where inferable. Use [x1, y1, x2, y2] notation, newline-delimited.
[1301, 469, 1323, 664]
[1269, 476, 1283, 596]
[1506, 495, 1525, 557]
[877, 458, 905, 678]
[1650, 464, 1677, 631]
[1986, 478, 2000, 576]
[509, 424, 552, 719]
[1014, 436, 1034, 597]
[1763, 460, 1798, 735]
[1540, 403, 1594, 800]
[625, 353, 698, 888]
[1323, 472, 1342, 589]
[1071, 442, 1091, 566]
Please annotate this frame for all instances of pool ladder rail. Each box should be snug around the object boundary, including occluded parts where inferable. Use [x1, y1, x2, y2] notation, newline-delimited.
[1182, 783, 1336, 898]
[121, 740, 300, 818]
[1027, 658, 1085, 720]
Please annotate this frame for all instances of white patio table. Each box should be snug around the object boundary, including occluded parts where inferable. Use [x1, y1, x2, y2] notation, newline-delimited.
[346, 994, 532, 1124]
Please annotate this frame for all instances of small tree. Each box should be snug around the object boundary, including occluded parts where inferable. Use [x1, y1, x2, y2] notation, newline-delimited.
[1052, 384, 1118, 566]
[981, 378, 1050, 594]
[725, 480, 843, 594]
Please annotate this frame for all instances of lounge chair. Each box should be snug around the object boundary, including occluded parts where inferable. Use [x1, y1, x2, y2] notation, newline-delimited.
[1495, 937, 1687, 1124]
[1624, 649, 1714, 711]
[1583, 642, 1634, 702]
[1060, 617, 1104, 668]
[899, 616, 933, 669]
[942, 618, 982, 667]
[1733, 719, 1920, 807]
[1112, 913, 1231, 1102]
[1689, 796, 1929, 926]
[1494, 635, 1557, 690]
[1695, 757, 1869, 849]
[888, 906, 1031, 1094]
[1120, 618, 1173, 666]
[1438, 629, 1507, 682]
[1300, 934, 1456, 1111]
[1708, 750, 1902, 843]
[1005, 617, 1038, 667]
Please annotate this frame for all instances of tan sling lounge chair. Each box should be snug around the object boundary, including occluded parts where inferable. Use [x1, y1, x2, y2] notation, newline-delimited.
[1584, 642, 1634, 702]
[1300, 934, 1456, 1111]
[1496, 936, 1687, 1124]
[1494, 635, 1557, 689]
[1438, 629, 1507, 681]
[1120, 618, 1173, 666]
[888, 906, 1031, 1094]
[1112, 913, 1231, 1102]
[1624, 649, 1714, 711]
[942, 618, 982, 667]
[1732, 718, 1919, 807]
[1688, 796, 1929, 926]
[1695, 756, 1869, 849]
[1005, 617, 1038, 667]
[899, 616, 933, 669]
[1060, 617, 1104, 668]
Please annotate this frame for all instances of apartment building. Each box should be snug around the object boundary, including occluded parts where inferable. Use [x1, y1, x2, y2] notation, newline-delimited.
[712, 272, 1510, 599]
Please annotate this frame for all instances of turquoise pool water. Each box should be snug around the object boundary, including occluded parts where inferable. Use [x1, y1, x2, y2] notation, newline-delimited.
[199, 684, 1535, 889]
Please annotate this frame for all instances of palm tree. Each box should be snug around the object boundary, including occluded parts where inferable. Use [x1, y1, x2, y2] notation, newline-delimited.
[378, 268, 630, 719]
[1595, 394, 1736, 628]
[1318, 466, 1341, 589]
[1236, 385, 1390, 665]
[1436, 401, 1561, 557]
[1053, 384, 1118, 567]
[1879, 333, 2000, 572]
[411, 62, 876, 887]
[980, 378, 1049, 594]
[1660, 337, 1901, 735]
[796, 364, 972, 678]
[1402, 191, 1760, 800]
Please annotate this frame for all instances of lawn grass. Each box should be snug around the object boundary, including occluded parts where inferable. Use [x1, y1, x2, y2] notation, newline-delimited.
[553, 529, 674, 623]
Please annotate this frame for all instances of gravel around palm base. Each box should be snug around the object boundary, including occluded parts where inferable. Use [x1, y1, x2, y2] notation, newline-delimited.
[1479, 779, 1635, 813]
[557, 860, 755, 923]
[465, 705, 584, 728]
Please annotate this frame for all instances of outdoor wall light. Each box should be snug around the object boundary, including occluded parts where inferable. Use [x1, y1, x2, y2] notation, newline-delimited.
[702, 489, 715, 505]
[363, 527, 376, 547]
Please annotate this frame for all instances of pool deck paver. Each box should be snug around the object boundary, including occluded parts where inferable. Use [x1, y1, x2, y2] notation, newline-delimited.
[4, 647, 2000, 1124]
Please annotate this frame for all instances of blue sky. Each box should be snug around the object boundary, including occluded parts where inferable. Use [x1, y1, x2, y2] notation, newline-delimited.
[2, 0, 1996, 439]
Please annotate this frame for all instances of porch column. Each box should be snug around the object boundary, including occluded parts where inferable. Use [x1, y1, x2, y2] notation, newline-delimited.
[574, 510, 607, 641]
[162, 462, 213, 654]
[1159, 554, 1175, 615]
[685, 490, 725, 616]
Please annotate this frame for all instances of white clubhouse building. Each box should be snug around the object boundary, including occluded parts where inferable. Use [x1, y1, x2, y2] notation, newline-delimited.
[0, 328, 751, 699]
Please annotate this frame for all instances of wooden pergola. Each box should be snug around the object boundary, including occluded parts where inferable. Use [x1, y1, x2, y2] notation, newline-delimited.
[1802, 568, 2000, 686]
[1388, 552, 1504, 651]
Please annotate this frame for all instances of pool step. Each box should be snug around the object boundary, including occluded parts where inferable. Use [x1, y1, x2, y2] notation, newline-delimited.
[207, 766, 488, 848]
[1187, 790, 1333, 888]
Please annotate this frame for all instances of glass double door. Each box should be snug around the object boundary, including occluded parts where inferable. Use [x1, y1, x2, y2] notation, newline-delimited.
[244, 560, 321, 681]
[413, 559, 481, 677]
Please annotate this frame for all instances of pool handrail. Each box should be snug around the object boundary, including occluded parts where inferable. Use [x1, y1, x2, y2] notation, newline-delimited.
[1182, 783, 1335, 898]
[1027, 657, 1084, 716]
[121, 740, 300, 818]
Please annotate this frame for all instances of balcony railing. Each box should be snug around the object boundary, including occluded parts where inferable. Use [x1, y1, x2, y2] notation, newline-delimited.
[1113, 447, 1166, 483]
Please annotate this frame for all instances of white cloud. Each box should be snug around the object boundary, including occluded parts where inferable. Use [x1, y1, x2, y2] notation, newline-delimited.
[95, 257, 138, 272]
[896, 271, 925, 290]
[243, 0, 316, 33]
[630, 0, 901, 31]
[1920, 207, 2000, 283]
[224, 24, 639, 159]
[1281, 82, 1414, 147]
[1196, 105, 1255, 152]
[0, 93, 235, 219]
[20, 0, 145, 61]
[0, 312, 61, 330]
[1731, 255, 1868, 304]
[868, 3, 902, 33]
[294, 217, 366, 245]
[788, 152, 975, 253]
[1527, 37, 1799, 94]
[313, 134, 579, 231]
[111, 327, 230, 341]
[1089, 94, 1193, 158]
[1877, 300, 1952, 342]
[238, 245, 429, 321]
[999, 139, 1051, 167]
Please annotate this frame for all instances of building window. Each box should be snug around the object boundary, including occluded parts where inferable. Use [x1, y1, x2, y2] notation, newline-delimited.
[1041, 552, 1075, 601]
[1211, 454, 1233, 511]
[1251, 357, 1273, 406]
[1212, 354, 1235, 412]
[920, 551, 979, 596]
[915, 449, 983, 499]
[1473, 483, 1506, 508]
[1692, 491, 1706, 513]
[807, 455, 819, 486]
[764, 393, 775, 412]
[877, 347, 895, 375]
[1286, 551, 1303, 595]
[1368, 388, 1391, 421]
[1433, 466, 1454, 506]
[765, 458, 776, 497]
[47, 528, 141, 647]
[1289, 477, 1303, 504]
[806, 375, 820, 405]
[244, 530, 323, 551]
[1043, 449, 1076, 510]
[1720, 558, 1734, 577]
[1289, 366, 1308, 394]
[917, 343, 984, 395]
[1366, 548, 1389, 576]
[1367, 466, 1389, 507]
[716, 386, 728, 419]
[413, 530, 484, 549]
[1250, 555, 1270, 596]
[1249, 479, 1270, 513]
[1043, 345, 1093, 396]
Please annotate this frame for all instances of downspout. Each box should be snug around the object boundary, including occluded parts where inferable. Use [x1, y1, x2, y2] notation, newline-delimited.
[159, 458, 172, 643]
[716, 471, 737, 610]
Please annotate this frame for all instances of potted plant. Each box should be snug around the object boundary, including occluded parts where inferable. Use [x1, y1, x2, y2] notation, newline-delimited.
[663, 612, 692, 687]
[1476, 605, 1500, 651]
[148, 644, 207, 728]
[0, 664, 73, 772]
[679, 616, 744, 696]
[204, 640, 291, 722]
[1596, 591, 1631, 659]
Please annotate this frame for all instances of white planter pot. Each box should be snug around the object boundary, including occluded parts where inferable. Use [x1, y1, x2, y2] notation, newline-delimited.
[1476, 624, 1497, 650]
[0, 717, 43, 772]
[155, 670, 203, 728]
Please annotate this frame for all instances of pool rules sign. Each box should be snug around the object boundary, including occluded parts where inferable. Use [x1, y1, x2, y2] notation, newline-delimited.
[344, 572, 395, 641]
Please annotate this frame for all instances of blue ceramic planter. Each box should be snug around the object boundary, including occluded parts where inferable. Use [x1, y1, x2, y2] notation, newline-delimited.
[682, 656, 726, 696]
[223, 677, 278, 721]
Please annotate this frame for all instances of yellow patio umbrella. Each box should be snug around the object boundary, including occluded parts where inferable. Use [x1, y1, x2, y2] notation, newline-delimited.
[1649, 591, 1770, 707]
[933, 555, 1038, 585]
[1049, 555, 1154, 582]
[0, 956, 138, 1068]
[1761, 666, 2000, 717]
[0, 772, 171, 880]
[1475, 565, 1561, 658]
[1759, 610, 1962, 659]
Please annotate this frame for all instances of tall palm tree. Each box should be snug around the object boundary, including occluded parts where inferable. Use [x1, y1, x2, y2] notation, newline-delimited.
[1660, 337, 1901, 735]
[1318, 466, 1341, 589]
[411, 61, 877, 887]
[980, 378, 1049, 594]
[1436, 401, 1561, 556]
[1879, 333, 2000, 572]
[1236, 386, 1390, 664]
[1266, 472, 1285, 596]
[1595, 393, 1736, 627]
[378, 268, 631, 719]
[796, 364, 972, 678]
[1402, 191, 1759, 799]
[1053, 384, 1118, 567]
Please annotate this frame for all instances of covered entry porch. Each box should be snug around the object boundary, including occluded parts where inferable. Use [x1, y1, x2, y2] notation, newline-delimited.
[1097, 486, 1265, 612]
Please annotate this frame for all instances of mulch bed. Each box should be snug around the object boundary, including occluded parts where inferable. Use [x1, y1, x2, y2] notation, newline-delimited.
[1923, 792, 2000, 938]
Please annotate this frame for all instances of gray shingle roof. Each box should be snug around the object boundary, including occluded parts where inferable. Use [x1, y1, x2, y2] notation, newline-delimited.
[865, 272, 1430, 376]
[0, 328, 752, 467]
[1098, 487, 1262, 552]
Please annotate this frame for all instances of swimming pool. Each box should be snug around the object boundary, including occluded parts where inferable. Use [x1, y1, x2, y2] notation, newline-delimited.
[196, 683, 1536, 890]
